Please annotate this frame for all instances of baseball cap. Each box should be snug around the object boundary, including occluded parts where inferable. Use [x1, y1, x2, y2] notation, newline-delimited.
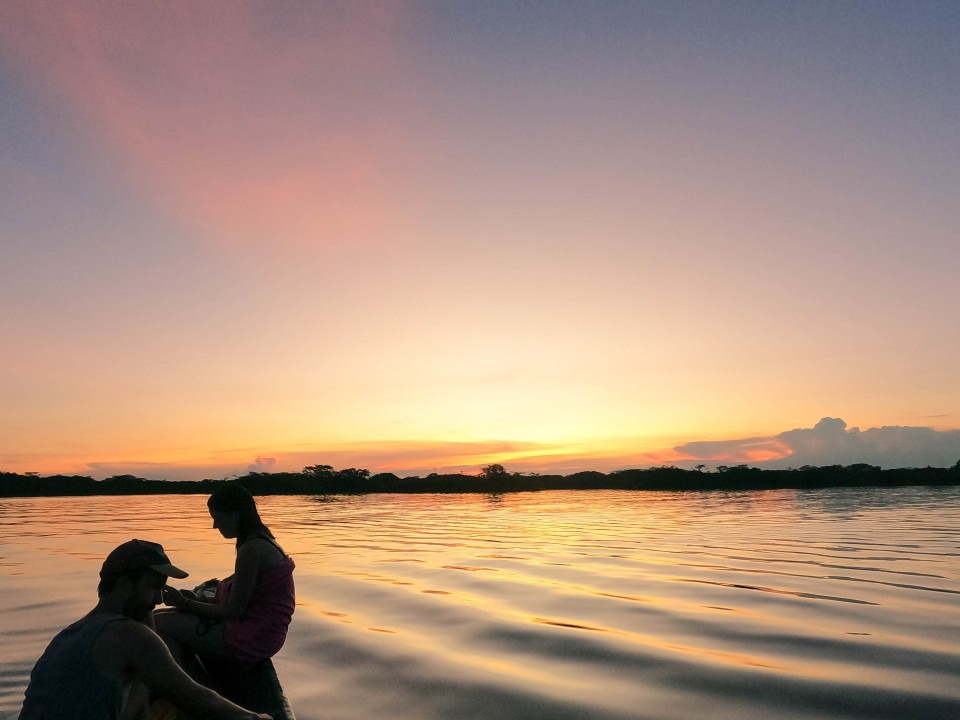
[100, 539, 189, 580]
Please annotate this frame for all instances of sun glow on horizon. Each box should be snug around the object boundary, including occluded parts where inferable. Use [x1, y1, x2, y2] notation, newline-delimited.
[1, 4, 958, 481]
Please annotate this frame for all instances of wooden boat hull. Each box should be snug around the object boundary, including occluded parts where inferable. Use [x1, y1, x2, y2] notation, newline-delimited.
[150, 657, 295, 720]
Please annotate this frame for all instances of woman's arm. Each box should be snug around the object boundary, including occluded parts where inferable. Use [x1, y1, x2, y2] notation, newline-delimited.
[172, 539, 272, 621]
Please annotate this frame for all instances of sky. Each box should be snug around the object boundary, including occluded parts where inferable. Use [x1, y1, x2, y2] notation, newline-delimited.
[1, 1, 959, 481]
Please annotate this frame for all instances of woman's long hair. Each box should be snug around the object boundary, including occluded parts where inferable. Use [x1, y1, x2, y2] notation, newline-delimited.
[207, 484, 274, 550]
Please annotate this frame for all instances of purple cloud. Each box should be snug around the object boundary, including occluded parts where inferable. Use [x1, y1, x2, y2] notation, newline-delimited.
[676, 417, 960, 469]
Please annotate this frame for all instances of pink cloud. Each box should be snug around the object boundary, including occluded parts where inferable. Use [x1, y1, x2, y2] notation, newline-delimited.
[0, 1, 419, 250]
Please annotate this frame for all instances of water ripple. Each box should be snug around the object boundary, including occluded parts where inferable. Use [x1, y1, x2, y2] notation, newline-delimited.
[2, 488, 960, 720]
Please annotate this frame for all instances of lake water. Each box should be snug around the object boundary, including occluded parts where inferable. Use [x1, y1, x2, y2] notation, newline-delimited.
[1, 487, 959, 720]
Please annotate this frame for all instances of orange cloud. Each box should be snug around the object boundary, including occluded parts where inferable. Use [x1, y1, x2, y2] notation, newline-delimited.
[12, 418, 960, 481]
[75, 439, 564, 481]
[673, 437, 792, 465]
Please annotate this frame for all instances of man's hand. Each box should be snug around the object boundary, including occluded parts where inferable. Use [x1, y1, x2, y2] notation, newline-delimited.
[161, 586, 193, 610]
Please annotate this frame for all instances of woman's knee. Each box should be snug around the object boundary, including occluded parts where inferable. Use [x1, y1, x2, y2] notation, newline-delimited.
[154, 610, 198, 644]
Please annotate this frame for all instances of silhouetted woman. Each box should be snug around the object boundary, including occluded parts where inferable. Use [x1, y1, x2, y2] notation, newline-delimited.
[156, 485, 296, 669]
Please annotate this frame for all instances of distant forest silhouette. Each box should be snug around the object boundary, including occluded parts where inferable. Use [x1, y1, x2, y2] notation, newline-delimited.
[2, 462, 959, 498]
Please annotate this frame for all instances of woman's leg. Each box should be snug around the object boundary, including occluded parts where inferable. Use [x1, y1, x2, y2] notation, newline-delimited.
[153, 609, 232, 670]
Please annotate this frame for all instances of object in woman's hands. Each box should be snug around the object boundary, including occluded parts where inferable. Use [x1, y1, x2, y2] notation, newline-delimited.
[193, 578, 221, 601]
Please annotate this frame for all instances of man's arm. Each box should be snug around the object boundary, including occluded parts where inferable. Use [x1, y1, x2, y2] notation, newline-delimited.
[97, 620, 271, 720]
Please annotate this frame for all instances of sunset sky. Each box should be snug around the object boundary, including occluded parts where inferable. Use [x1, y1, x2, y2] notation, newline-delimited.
[2, 1, 959, 481]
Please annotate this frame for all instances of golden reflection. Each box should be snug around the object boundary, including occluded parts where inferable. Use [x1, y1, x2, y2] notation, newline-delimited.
[6, 491, 960, 718]
[379, 558, 426, 563]
[292, 602, 588, 688]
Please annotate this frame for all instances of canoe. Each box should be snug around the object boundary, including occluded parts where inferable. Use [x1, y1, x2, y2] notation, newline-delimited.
[207, 656, 295, 720]
[150, 656, 295, 720]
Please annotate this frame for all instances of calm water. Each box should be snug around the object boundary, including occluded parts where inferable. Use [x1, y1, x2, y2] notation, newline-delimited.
[1, 488, 959, 720]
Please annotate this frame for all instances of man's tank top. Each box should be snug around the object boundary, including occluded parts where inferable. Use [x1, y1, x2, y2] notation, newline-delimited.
[19, 613, 127, 720]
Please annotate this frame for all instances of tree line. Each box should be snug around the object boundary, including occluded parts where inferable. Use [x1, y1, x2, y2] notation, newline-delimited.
[1, 461, 959, 498]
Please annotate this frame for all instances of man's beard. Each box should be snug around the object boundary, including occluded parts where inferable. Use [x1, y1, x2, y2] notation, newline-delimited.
[123, 597, 152, 622]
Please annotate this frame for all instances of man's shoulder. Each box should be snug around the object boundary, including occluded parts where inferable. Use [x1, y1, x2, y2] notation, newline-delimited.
[95, 616, 161, 654]
[100, 615, 155, 637]
[92, 616, 165, 680]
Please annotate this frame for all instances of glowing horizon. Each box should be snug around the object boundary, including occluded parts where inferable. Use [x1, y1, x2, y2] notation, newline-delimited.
[2, 3, 959, 482]
[7, 417, 960, 482]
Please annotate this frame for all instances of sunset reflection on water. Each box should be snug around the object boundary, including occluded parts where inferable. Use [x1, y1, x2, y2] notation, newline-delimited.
[2, 488, 959, 719]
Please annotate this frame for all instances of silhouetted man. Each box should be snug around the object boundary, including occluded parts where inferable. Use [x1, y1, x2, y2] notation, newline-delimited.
[19, 539, 271, 720]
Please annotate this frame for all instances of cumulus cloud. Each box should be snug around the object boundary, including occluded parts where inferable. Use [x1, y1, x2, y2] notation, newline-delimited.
[676, 417, 960, 469]
[248, 456, 277, 473]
